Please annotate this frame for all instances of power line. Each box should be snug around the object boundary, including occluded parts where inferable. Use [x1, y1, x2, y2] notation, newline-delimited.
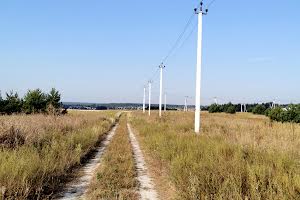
[136, 67, 159, 95]
[149, 68, 160, 82]
[143, 3, 201, 86]
[170, 21, 198, 60]
[206, 0, 217, 9]
[138, 1, 218, 109]
[179, 22, 198, 48]
[161, 10, 197, 64]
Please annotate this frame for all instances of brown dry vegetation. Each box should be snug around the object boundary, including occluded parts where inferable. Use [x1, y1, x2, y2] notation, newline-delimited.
[86, 114, 139, 200]
[130, 111, 300, 200]
[0, 110, 118, 200]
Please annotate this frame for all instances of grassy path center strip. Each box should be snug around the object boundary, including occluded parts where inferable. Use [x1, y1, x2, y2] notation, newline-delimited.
[127, 123, 159, 200]
[86, 115, 139, 200]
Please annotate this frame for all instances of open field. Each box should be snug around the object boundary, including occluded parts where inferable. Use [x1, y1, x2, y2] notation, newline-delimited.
[1, 110, 300, 200]
[86, 114, 139, 200]
[130, 111, 300, 199]
[0, 110, 118, 199]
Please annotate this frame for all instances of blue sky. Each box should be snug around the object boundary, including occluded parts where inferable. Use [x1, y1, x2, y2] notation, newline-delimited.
[0, 0, 299, 105]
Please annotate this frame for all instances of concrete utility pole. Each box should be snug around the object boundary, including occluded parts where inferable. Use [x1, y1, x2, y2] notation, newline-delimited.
[244, 104, 247, 112]
[184, 96, 188, 112]
[148, 80, 152, 116]
[159, 63, 165, 117]
[143, 86, 146, 113]
[194, 1, 207, 133]
[164, 93, 167, 112]
[214, 97, 218, 104]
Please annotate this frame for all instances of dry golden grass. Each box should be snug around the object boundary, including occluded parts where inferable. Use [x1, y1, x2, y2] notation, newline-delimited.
[86, 114, 139, 200]
[0, 110, 118, 199]
[0, 110, 117, 148]
[131, 111, 300, 199]
[164, 111, 300, 154]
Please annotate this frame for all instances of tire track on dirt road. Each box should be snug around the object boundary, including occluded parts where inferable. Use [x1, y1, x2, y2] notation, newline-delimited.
[127, 123, 159, 200]
[55, 123, 119, 200]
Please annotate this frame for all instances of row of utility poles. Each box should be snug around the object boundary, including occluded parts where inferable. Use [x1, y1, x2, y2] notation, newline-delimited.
[142, 81, 167, 116]
[142, 1, 207, 134]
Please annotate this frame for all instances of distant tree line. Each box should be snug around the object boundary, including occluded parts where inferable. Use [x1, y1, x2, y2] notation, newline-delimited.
[0, 88, 63, 115]
[207, 102, 300, 123]
[146, 106, 177, 111]
[208, 103, 237, 114]
[250, 103, 300, 123]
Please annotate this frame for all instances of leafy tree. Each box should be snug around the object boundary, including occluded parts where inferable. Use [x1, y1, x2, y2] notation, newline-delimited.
[208, 104, 222, 113]
[222, 103, 235, 113]
[47, 88, 61, 109]
[23, 89, 47, 114]
[281, 105, 295, 122]
[265, 105, 300, 123]
[209, 103, 237, 114]
[264, 108, 272, 116]
[293, 105, 300, 123]
[282, 105, 300, 123]
[252, 104, 267, 115]
[225, 105, 236, 114]
[268, 107, 284, 122]
[247, 106, 254, 113]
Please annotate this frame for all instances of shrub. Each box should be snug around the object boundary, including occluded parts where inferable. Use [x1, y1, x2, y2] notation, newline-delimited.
[209, 103, 237, 114]
[247, 106, 254, 113]
[252, 104, 267, 115]
[267, 105, 300, 123]
[225, 105, 236, 114]
[282, 106, 297, 122]
[208, 104, 222, 113]
[294, 113, 300, 123]
[268, 107, 284, 122]
[264, 108, 272, 116]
